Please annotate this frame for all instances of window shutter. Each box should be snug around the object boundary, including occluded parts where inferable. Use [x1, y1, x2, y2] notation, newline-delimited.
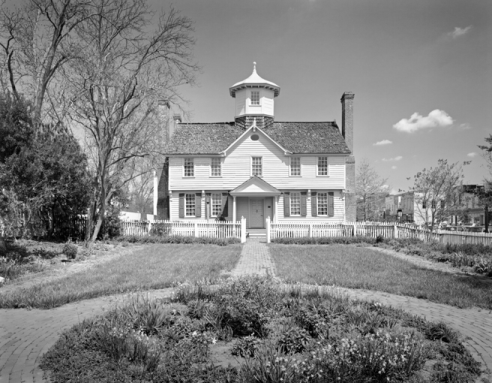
[328, 192, 334, 217]
[284, 192, 290, 217]
[221, 193, 229, 218]
[311, 192, 317, 217]
[301, 192, 307, 217]
[179, 193, 185, 218]
[195, 193, 202, 218]
[205, 193, 211, 219]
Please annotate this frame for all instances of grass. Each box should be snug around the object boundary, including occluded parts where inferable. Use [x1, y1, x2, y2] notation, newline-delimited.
[0, 243, 242, 309]
[269, 244, 492, 309]
[40, 277, 482, 383]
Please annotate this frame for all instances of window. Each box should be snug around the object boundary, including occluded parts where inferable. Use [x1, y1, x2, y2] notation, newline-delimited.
[184, 158, 194, 177]
[317, 157, 328, 176]
[251, 91, 260, 105]
[431, 200, 436, 209]
[252, 157, 262, 176]
[422, 202, 426, 209]
[211, 158, 221, 177]
[211, 193, 222, 217]
[318, 192, 328, 216]
[290, 157, 301, 176]
[185, 193, 195, 216]
[290, 192, 301, 216]
[441, 201, 445, 209]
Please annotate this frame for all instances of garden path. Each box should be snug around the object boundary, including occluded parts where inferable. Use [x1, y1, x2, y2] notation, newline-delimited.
[0, 239, 490, 382]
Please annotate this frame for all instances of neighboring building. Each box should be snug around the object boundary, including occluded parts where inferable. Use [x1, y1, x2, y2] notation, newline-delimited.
[356, 193, 388, 221]
[156, 63, 356, 229]
[448, 184, 487, 226]
[385, 192, 430, 224]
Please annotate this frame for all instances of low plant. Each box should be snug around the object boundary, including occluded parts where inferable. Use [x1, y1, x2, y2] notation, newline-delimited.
[40, 277, 483, 382]
[272, 236, 377, 245]
[62, 243, 78, 259]
[116, 235, 240, 246]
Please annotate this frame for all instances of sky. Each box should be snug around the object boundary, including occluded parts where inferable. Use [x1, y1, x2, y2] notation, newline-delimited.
[151, 0, 492, 193]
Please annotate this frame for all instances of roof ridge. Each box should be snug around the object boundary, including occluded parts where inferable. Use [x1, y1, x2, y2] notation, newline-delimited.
[178, 122, 236, 125]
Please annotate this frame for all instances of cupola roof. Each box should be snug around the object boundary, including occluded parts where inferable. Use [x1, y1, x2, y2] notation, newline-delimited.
[229, 62, 280, 98]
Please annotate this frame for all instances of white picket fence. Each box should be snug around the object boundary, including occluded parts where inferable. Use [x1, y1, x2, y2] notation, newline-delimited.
[120, 219, 246, 243]
[267, 220, 492, 246]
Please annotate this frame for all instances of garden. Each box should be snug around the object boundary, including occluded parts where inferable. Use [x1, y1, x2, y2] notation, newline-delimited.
[40, 276, 482, 382]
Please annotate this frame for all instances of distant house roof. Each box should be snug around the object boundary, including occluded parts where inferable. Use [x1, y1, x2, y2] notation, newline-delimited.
[164, 121, 351, 155]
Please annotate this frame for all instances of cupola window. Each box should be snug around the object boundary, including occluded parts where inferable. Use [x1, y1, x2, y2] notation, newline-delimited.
[251, 91, 260, 105]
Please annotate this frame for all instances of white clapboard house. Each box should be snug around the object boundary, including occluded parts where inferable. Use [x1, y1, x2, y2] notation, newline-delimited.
[157, 63, 356, 229]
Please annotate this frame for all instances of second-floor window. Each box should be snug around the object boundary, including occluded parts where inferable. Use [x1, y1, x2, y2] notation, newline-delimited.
[211, 193, 222, 217]
[251, 91, 260, 105]
[318, 157, 328, 176]
[184, 158, 194, 177]
[252, 157, 262, 176]
[290, 157, 301, 176]
[318, 192, 328, 216]
[185, 193, 195, 216]
[290, 192, 301, 216]
[211, 158, 221, 177]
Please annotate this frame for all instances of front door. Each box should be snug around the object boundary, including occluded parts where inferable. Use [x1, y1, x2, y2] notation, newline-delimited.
[249, 198, 264, 228]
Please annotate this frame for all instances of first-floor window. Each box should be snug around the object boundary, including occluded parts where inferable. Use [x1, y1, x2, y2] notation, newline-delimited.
[185, 193, 195, 216]
[211, 193, 222, 217]
[290, 192, 301, 216]
[318, 192, 328, 216]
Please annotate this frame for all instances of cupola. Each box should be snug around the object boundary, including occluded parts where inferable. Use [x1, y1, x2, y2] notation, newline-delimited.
[229, 62, 280, 129]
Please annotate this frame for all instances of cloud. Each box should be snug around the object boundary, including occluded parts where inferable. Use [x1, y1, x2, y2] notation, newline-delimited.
[393, 109, 453, 133]
[373, 139, 392, 146]
[467, 152, 477, 157]
[382, 156, 403, 162]
[448, 26, 472, 39]
[459, 123, 472, 130]
[381, 184, 389, 190]
[391, 166, 397, 170]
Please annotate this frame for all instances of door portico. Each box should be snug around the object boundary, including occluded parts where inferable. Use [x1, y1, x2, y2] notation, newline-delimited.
[230, 176, 281, 228]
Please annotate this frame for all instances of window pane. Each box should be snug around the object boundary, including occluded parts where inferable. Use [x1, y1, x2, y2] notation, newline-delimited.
[211, 158, 221, 176]
[251, 91, 260, 105]
[291, 157, 301, 176]
[211, 193, 222, 217]
[290, 192, 301, 216]
[318, 157, 328, 176]
[185, 194, 195, 216]
[318, 192, 328, 216]
[252, 157, 262, 176]
[184, 158, 194, 177]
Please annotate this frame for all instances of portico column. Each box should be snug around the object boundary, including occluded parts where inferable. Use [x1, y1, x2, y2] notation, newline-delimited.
[233, 196, 237, 223]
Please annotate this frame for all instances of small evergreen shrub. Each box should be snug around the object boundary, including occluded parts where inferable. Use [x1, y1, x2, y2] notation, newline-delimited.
[116, 235, 240, 246]
[62, 243, 78, 259]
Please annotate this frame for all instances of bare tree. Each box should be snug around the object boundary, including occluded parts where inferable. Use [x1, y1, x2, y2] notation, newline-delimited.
[63, 0, 197, 241]
[0, 0, 91, 127]
[412, 159, 464, 230]
[356, 159, 388, 221]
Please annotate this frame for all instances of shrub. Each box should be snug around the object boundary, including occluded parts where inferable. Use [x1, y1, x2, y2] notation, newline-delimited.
[62, 243, 78, 259]
[115, 235, 240, 246]
[271, 236, 377, 245]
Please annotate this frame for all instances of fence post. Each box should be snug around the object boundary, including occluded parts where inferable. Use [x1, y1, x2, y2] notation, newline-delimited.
[393, 224, 398, 239]
[241, 217, 246, 243]
[353, 223, 357, 237]
[309, 224, 313, 238]
[266, 217, 271, 243]
[194, 222, 198, 237]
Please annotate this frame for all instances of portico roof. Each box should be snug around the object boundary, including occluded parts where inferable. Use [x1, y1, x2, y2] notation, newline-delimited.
[230, 176, 281, 197]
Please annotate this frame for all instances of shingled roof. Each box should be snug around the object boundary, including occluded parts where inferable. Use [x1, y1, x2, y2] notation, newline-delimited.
[164, 121, 351, 155]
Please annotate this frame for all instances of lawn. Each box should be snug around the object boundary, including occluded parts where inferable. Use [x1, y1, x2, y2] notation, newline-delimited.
[0, 243, 242, 309]
[269, 244, 492, 309]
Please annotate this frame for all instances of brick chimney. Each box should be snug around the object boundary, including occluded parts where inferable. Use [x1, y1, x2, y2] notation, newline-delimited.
[341, 91, 356, 222]
[341, 92, 354, 153]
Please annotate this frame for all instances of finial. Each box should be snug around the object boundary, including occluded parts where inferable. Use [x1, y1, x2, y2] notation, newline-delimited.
[253, 62, 256, 71]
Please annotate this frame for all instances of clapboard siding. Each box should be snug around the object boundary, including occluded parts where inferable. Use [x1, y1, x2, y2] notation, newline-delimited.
[169, 134, 346, 191]
[235, 91, 247, 116]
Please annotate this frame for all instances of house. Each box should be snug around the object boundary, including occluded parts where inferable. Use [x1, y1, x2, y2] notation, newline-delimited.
[156, 63, 356, 229]
[385, 192, 425, 224]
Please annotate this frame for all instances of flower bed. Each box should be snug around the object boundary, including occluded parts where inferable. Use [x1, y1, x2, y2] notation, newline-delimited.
[40, 277, 482, 382]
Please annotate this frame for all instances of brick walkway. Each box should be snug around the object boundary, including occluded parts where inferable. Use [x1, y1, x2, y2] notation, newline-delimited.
[0, 239, 491, 382]
[230, 238, 276, 277]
